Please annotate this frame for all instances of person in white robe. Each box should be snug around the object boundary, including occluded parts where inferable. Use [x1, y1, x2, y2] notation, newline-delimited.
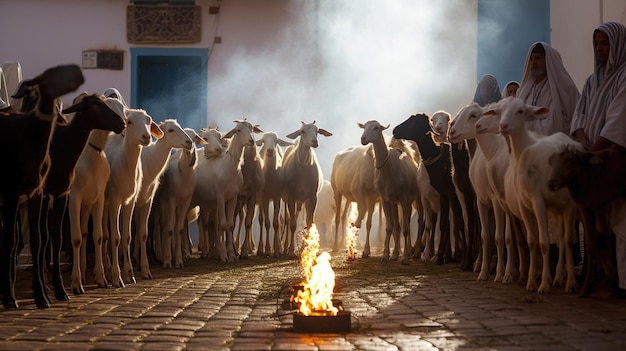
[518, 42, 580, 136]
[472, 74, 501, 107]
[571, 21, 626, 296]
[501, 80, 519, 98]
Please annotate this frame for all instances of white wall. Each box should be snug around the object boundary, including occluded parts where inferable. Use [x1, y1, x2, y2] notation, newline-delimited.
[551, 0, 626, 89]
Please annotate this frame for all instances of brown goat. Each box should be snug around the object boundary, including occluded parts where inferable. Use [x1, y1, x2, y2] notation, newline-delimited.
[548, 144, 626, 297]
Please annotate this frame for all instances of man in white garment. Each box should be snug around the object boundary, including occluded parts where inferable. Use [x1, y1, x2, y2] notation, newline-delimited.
[572, 22, 626, 297]
[518, 42, 580, 136]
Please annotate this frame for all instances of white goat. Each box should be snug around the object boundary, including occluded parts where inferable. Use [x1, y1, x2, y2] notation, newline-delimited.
[68, 97, 127, 294]
[192, 127, 226, 258]
[103, 108, 163, 287]
[156, 128, 208, 268]
[281, 121, 332, 257]
[449, 102, 518, 282]
[330, 144, 379, 258]
[315, 179, 336, 249]
[256, 132, 292, 257]
[192, 119, 262, 262]
[359, 120, 419, 264]
[132, 119, 192, 279]
[388, 137, 440, 262]
[478, 97, 582, 293]
[235, 142, 264, 259]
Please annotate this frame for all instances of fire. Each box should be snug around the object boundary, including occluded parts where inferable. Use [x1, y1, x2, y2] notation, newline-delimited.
[298, 223, 320, 282]
[292, 224, 339, 316]
[346, 204, 359, 261]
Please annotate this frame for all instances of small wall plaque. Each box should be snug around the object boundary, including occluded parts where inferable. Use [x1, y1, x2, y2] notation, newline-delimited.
[82, 51, 98, 69]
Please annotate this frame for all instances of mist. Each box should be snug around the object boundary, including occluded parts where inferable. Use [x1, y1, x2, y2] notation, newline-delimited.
[207, 0, 478, 178]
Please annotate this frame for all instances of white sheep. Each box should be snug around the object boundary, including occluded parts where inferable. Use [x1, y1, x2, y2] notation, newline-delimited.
[388, 137, 440, 262]
[192, 119, 262, 262]
[194, 127, 227, 258]
[103, 108, 163, 287]
[132, 119, 193, 279]
[67, 96, 129, 293]
[280, 121, 332, 257]
[449, 102, 518, 283]
[155, 128, 208, 268]
[256, 132, 292, 257]
[478, 97, 582, 293]
[314, 179, 336, 249]
[330, 144, 379, 258]
[235, 141, 265, 259]
[359, 120, 419, 264]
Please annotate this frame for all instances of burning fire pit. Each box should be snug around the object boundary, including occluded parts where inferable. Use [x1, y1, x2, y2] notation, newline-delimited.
[293, 310, 351, 333]
[290, 225, 352, 333]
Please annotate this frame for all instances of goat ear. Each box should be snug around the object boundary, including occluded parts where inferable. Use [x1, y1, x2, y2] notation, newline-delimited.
[318, 128, 333, 137]
[357, 122, 365, 129]
[286, 130, 300, 139]
[482, 109, 497, 117]
[12, 83, 32, 99]
[21, 76, 42, 88]
[150, 122, 164, 139]
[195, 135, 208, 145]
[223, 128, 236, 139]
[529, 105, 550, 116]
[62, 100, 86, 114]
[278, 139, 293, 147]
[253, 125, 264, 134]
[383, 124, 390, 130]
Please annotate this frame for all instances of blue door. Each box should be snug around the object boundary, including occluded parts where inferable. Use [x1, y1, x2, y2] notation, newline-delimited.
[131, 48, 207, 131]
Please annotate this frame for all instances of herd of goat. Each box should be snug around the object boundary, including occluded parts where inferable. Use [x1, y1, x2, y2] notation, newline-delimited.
[0, 64, 623, 310]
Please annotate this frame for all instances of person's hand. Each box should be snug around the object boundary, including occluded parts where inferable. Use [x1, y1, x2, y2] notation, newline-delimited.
[573, 129, 592, 149]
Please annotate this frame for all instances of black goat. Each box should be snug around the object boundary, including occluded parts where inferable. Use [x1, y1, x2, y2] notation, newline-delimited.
[29, 94, 126, 305]
[392, 113, 468, 268]
[0, 64, 84, 309]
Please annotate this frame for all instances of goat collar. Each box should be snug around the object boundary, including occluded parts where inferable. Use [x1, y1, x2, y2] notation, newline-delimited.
[88, 142, 103, 153]
[423, 145, 445, 166]
[375, 151, 390, 169]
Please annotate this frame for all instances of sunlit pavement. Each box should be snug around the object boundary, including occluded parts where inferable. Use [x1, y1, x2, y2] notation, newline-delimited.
[1, 248, 625, 351]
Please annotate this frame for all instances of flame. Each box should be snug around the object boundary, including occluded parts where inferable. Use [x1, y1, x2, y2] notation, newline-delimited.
[299, 224, 320, 282]
[346, 204, 358, 261]
[292, 224, 338, 316]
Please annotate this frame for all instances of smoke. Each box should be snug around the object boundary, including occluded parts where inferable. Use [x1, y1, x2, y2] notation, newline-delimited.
[207, 0, 477, 177]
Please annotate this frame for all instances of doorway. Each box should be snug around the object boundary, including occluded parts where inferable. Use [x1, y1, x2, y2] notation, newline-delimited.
[130, 48, 208, 131]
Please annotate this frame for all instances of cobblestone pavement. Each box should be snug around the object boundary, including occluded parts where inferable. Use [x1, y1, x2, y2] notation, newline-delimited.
[1, 249, 625, 351]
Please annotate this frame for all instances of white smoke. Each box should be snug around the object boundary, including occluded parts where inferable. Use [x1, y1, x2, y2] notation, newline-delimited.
[207, 0, 477, 177]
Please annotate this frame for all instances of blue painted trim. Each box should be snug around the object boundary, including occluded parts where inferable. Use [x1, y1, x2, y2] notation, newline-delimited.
[477, 0, 550, 90]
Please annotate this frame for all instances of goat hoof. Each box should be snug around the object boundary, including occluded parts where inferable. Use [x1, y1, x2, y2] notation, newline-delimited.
[55, 291, 70, 302]
[72, 286, 85, 295]
[2, 298, 19, 309]
[35, 297, 51, 309]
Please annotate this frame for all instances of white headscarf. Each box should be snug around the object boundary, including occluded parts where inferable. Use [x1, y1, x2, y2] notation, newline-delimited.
[518, 42, 580, 135]
[571, 22, 626, 147]
[501, 80, 519, 98]
[103, 87, 128, 107]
